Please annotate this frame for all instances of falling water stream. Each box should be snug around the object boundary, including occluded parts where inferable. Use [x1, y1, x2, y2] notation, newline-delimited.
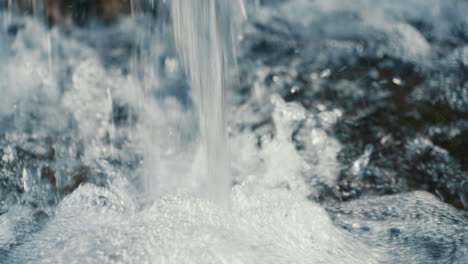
[0, 0, 467, 263]
[168, 0, 234, 203]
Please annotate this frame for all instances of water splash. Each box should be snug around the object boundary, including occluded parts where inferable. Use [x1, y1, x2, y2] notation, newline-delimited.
[0, 1, 467, 263]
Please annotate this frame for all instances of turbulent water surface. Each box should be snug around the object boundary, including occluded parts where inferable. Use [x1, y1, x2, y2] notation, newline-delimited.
[0, 0, 467, 263]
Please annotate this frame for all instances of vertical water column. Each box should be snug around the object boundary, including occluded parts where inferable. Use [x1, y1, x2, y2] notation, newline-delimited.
[171, 0, 237, 204]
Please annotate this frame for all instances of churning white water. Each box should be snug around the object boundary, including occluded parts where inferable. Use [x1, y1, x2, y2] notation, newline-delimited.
[0, 0, 467, 263]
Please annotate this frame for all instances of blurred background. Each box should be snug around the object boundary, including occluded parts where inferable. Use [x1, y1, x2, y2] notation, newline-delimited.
[1, 0, 156, 25]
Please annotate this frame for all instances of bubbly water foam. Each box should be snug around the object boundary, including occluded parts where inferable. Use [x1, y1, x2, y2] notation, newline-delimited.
[0, 1, 467, 263]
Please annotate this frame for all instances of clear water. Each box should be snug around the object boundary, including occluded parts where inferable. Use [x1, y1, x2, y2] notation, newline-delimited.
[0, 0, 467, 263]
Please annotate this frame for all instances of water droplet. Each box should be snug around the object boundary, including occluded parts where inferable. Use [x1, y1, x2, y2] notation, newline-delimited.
[320, 69, 331, 78]
[392, 77, 403, 86]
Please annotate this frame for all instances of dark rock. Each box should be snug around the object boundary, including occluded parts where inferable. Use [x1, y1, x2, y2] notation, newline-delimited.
[62, 167, 90, 194]
[40, 166, 56, 187]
